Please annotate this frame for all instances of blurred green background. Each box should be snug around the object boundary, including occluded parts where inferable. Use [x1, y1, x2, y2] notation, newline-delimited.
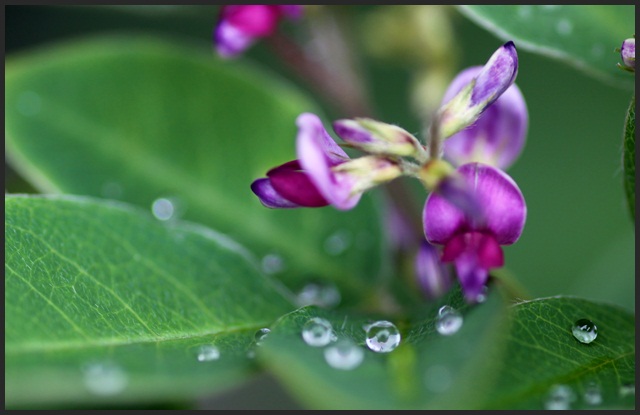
[4, 5, 635, 409]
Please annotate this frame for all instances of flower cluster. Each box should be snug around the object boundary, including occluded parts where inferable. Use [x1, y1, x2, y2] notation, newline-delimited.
[251, 41, 527, 303]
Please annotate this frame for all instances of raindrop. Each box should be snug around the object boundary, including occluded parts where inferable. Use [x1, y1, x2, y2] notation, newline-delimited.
[544, 384, 576, 410]
[101, 181, 123, 199]
[365, 320, 401, 353]
[301, 317, 334, 347]
[324, 229, 352, 256]
[583, 382, 602, 406]
[151, 198, 175, 221]
[424, 364, 453, 394]
[619, 383, 635, 397]
[571, 319, 597, 344]
[196, 345, 220, 362]
[82, 362, 128, 396]
[295, 281, 341, 308]
[16, 91, 42, 117]
[435, 306, 463, 336]
[261, 254, 285, 275]
[254, 328, 270, 346]
[556, 19, 573, 36]
[324, 339, 364, 370]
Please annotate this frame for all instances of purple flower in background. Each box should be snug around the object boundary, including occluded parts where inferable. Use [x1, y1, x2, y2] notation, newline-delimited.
[214, 5, 302, 58]
[251, 113, 401, 210]
[619, 37, 635, 71]
[423, 162, 526, 302]
[415, 240, 452, 300]
[440, 66, 528, 171]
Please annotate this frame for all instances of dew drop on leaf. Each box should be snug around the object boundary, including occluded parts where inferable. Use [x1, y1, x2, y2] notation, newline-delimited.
[435, 306, 463, 336]
[619, 383, 635, 397]
[365, 320, 401, 353]
[254, 328, 270, 346]
[583, 382, 602, 406]
[571, 319, 597, 344]
[196, 345, 220, 362]
[295, 281, 341, 308]
[324, 339, 364, 371]
[544, 384, 576, 410]
[82, 362, 128, 396]
[151, 198, 175, 221]
[301, 317, 334, 347]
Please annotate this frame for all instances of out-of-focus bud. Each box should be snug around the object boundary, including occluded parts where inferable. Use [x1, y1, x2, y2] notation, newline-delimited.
[333, 118, 423, 158]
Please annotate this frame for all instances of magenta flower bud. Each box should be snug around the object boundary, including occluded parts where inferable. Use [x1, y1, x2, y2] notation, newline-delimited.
[332, 118, 423, 158]
[423, 162, 526, 302]
[439, 41, 519, 139]
[620, 37, 635, 71]
[415, 240, 452, 300]
[440, 66, 528, 170]
[214, 5, 303, 58]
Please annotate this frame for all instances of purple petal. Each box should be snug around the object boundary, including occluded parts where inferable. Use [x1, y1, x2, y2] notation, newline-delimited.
[454, 253, 490, 303]
[442, 67, 528, 170]
[415, 240, 452, 299]
[250, 178, 301, 208]
[621, 37, 635, 69]
[296, 113, 360, 210]
[332, 119, 375, 145]
[424, 163, 526, 245]
[470, 41, 518, 107]
[220, 5, 280, 37]
[267, 160, 329, 207]
[214, 20, 256, 59]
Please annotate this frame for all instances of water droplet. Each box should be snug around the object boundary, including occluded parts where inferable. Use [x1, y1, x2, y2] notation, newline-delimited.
[584, 382, 602, 405]
[16, 91, 42, 117]
[324, 339, 364, 370]
[365, 320, 401, 353]
[82, 362, 128, 396]
[544, 384, 576, 410]
[435, 306, 463, 336]
[517, 5, 532, 18]
[302, 317, 334, 347]
[572, 319, 597, 344]
[151, 198, 175, 221]
[101, 181, 123, 199]
[475, 286, 488, 303]
[556, 19, 573, 35]
[295, 281, 341, 308]
[424, 364, 453, 393]
[619, 383, 635, 397]
[254, 328, 270, 346]
[261, 254, 285, 275]
[324, 230, 352, 256]
[196, 345, 220, 362]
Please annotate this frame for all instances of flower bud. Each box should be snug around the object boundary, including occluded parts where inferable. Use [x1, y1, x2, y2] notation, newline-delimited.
[331, 155, 403, 196]
[438, 41, 518, 139]
[619, 37, 635, 72]
[333, 118, 423, 157]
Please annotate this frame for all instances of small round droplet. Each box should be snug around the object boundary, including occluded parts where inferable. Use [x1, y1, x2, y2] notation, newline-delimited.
[584, 382, 602, 406]
[254, 328, 270, 346]
[435, 306, 463, 336]
[619, 383, 635, 397]
[556, 19, 573, 35]
[365, 320, 401, 353]
[302, 317, 334, 347]
[261, 254, 285, 275]
[82, 362, 128, 396]
[572, 319, 597, 344]
[424, 364, 453, 394]
[324, 339, 364, 370]
[544, 384, 576, 410]
[16, 91, 42, 117]
[196, 345, 220, 362]
[151, 198, 175, 221]
[324, 230, 352, 256]
[295, 281, 341, 308]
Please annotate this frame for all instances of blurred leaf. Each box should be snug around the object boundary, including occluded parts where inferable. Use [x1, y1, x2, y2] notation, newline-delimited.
[482, 297, 635, 409]
[458, 5, 634, 89]
[5, 194, 293, 408]
[4, 36, 389, 305]
[623, 93, 635, 222]
[258, 285, 634, 409]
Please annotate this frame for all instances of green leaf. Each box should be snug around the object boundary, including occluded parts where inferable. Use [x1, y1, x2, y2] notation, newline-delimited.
[257, 285, 634, 409]
[5, 194, 294, 408]
[458, 5, 634, 89]
[4, 36, 389, 304]
[623, 93, 635, 222]
[482, 297, 635, 409]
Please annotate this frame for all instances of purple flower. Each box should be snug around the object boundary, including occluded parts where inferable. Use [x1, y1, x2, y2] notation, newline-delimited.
[214, 5, 303, 58]
[332, 118, 423, 158]
[620, 37, 635, 71]
[438, 41, 519, 139]
[415, 240, 452, 300]
[423, 162, 526, 302]
[251, 113, 401, 210]
[440, 66, 528, 170]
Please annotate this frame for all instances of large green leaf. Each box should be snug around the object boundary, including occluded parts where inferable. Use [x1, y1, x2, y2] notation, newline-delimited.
[257, 287, 635, 409]
[4, 36, 388, 305]
[5, 194, 294, 408]
[458, 5, 635, 89]
[623, 93, 635, 222]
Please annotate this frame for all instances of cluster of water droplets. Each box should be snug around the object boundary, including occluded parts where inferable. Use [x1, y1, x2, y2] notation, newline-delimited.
[295, 281, 341, 309]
